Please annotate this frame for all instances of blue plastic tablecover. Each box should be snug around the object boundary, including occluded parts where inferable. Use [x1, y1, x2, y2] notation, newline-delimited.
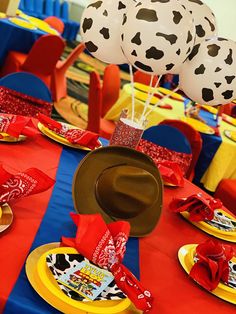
[4, 141, 139, 314]
[142, 124, 192, 154]
[193, 110, 222, 185]
[0, 72, 52, 102]
[0, 19, 45, 66]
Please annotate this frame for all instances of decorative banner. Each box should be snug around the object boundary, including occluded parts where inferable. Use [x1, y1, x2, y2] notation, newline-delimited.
[80, 0, 130, 64]
[178, 0, 217, 44]
[121, 0, 195, 74]
[179, 37, 236, 106]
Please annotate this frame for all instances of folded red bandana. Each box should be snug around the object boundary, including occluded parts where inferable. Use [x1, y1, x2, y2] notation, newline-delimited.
[0, 114, 38, 138]
[157, 161, 184, 187]
[169, 193, 222, 222]
[0, 86, 52, 117]
[38, 113, 100, 150]
[137, 139, 192, 176]
[190, 240, 234, 291]
[0, 164, 55, 204]
[61, 213, 153, 312]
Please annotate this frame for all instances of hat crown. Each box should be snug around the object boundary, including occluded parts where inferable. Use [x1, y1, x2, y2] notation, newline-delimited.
[95, 165, 159, 219]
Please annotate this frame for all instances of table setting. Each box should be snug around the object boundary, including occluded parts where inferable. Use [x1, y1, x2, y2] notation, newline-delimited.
[0, 0, 236, 313]
[0, 101, 236, 313]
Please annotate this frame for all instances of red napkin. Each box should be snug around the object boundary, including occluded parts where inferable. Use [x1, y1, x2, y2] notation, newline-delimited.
[157, 161, 184, 187]
[190, 240, 234, 291]
[169, 194, 222, 222]
[0, 164, 55, 204]
[0, 114, 34, 138]
[38, 113, 100, 150]
[61, 213, 153, 313]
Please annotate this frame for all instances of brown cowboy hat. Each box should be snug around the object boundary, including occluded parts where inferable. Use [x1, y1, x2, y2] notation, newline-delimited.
[72, 146, 163, 237]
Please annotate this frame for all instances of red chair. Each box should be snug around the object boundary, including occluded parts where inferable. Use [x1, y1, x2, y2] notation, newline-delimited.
[0, 35, 65, 88]
[215, 179, 236, 216]
[101, 64, 120, 117]
[134, 70, 159, 87]
[87, 71, 115, 139]
[159, 119, 202, 181]
[44, 16, 65, 34]
[51, 43, 85, 102]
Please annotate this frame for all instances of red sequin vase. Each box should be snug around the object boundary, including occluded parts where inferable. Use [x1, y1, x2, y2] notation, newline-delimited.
[109, 109, 146, 149]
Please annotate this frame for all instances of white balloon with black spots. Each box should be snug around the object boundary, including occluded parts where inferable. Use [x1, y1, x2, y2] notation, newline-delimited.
[121, 0, 196, 75]
[81, 0, 132, 64]
[178, 0, 217, 44]
[179, 38, 236, 106]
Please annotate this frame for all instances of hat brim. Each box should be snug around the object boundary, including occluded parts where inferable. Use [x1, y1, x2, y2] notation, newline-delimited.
[72, 146, 163, 237]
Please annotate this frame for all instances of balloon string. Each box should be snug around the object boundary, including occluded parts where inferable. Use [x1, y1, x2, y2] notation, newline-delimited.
[129, 64, 135, 121]
[143, 86, 180, 120]
[140, 75, 162, 123]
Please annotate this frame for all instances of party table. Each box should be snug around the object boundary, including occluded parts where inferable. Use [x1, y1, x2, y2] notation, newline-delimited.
[0, 125, 235, 314]
[105, 84, 236, 192]
[0, 15, 58, 66]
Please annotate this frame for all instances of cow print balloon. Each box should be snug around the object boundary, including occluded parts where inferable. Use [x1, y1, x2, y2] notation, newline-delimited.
[80, 0, 132, 64]
[121, 0, 196, 75]
[179, 38, 236, 106]
[178, 0, 217, 44]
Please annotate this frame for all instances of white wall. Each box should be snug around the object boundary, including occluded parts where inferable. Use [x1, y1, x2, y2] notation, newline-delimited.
[204, 0, 236, 41]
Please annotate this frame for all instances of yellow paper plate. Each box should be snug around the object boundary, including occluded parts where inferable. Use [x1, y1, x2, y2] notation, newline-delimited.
[0, 132, 26, 143]
[131, 83, 184, 101]
[0, 203, 13, 233]
[180, 209, 236, 242]
[201, 105, 218, 115]
[9, 17, 36, 30]
[28, 17, 59, 35]
[26, 243, 131, 314]
[38, 122, 102, 150]
[222, 114, 236, 127]
[125, 83, 161, 105]
[224, 130, 236, 142]
[181, 117, 215, 135]
[0, 12, 6, 18]
[178, 244, 236, 304]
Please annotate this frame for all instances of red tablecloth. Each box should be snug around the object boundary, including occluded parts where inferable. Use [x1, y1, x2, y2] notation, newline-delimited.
[0, 131, 235, 314]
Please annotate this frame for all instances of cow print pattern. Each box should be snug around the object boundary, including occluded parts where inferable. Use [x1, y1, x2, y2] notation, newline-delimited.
[100, 27, 110, 39]
[204, 16, 215, 31]
[202, 88, 214, 102]
[82, 18, 93, 33]
[173, 11, 183, 24]
[225, 76, 235, 84]
[46, 254, 126, 301]
[180, 38, 236, 106]
[196, 25, 205, 37]
[146, 47, 164, 59]
[131, 32, 142, 45]
[88, 1, 102, 9]
[225, 49, 233, 65]
[180, 0, 217, 44]
[81, 0, 127, 64]
[136, 9, 158, 22]
[118, 1, 126, 10]
[194, 64, 205, 75]
[156, 32, 177, 45]
[207, 44, 220, 57]
[134, 61, 153, 72]
[222, 90, 233, 99]
[121, 0, 195, 74]
[85, 41, 98, 52]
